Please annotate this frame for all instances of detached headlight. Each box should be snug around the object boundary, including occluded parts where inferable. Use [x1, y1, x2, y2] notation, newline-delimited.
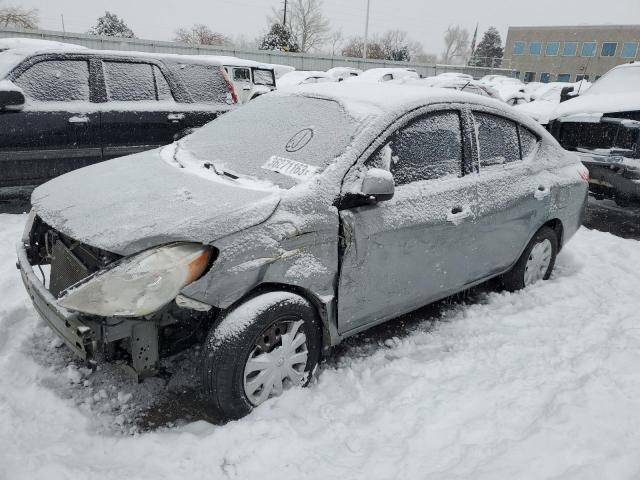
[59, 243, 212, 317]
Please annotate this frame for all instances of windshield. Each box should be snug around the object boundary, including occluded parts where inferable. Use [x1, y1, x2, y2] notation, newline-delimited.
[586, 66, 640, 95]
[0, 50, 26, 79]
[179, 94, 358, 188]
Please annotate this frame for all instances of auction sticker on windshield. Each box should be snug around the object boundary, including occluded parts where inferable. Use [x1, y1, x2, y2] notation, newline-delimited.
[262, 156, 319, 179]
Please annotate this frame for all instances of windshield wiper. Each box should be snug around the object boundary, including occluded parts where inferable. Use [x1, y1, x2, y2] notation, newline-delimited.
[204, 162, 239, 180]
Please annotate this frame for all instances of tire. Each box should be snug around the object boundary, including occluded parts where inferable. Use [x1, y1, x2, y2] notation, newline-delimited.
[502, 226, 558, 292]
[201, 291, 322, 420]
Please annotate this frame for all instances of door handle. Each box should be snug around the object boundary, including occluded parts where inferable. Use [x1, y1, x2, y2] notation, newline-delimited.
[167, 113, 185, 122]
[534, 185, 550, 200]
[242, 85, 251, 91]
[68, 115, 89, 124]
[447, 206, 473, 225]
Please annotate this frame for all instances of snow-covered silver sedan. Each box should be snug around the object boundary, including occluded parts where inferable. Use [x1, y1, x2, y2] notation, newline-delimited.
[17, 83, 588, 419]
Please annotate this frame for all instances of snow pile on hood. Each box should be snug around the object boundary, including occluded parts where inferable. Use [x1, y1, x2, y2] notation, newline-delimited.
[551, 63, 640, 120]
[3, 211, 640, 479]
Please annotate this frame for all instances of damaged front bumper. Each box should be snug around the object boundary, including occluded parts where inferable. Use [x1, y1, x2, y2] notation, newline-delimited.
[16, 241, 98, 361]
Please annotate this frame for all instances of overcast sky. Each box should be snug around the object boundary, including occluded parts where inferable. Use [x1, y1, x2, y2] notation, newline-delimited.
[21, 0, 640, 54]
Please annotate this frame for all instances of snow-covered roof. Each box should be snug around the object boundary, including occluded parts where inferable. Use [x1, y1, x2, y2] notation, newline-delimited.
[349, 68, 419, 83]
[287, 82, 520, 122]
[0, 38, 87, 52]
[277, 70, 333, 88]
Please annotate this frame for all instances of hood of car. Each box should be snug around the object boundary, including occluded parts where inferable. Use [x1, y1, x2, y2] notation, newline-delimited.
[31, 149, 281, 256]
[550, 92, 640, 121]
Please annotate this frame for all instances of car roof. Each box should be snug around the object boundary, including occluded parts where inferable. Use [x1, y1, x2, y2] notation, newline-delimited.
[5, 47, 225, 66]
[288, 82, 511, 119]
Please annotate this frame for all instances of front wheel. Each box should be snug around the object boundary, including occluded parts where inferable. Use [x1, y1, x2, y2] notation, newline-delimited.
[201, 291, 322, 420]
[502, 226, 558, 291]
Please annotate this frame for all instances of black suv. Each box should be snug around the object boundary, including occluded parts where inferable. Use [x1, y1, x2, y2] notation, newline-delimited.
[0, 47, 237, 199]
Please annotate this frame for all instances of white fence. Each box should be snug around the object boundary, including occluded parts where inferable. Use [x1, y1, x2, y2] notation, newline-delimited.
[0, 26, 515, 79]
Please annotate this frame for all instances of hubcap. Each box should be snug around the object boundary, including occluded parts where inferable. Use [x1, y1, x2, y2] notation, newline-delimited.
[524, 239, 552, 286]
[243, 319, 308, 406]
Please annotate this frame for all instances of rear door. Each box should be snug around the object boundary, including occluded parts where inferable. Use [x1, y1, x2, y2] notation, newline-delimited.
[0, 57, 100, 189]
[338, 108, 478, 333]
[470, 110, 551, 280]
[229, 66, 252, 103]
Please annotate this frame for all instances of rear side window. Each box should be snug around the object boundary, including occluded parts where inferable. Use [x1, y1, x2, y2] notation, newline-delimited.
[253, 68, 275, 86]
[167, 63, 229, 104]
[233, 67, 250, 81]
[15, 60, 89, 102]
[474, 112, 520, 166]
[519, 127, 538, 158]
[104, 61, 156, 101]
[390, 111, 463, 185]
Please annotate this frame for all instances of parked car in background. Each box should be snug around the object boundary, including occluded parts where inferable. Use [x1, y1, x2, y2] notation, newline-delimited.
[205, 55, 276, 103]
[549, 62, 640, 206]
[515, 80, 591, 126]
[276, 70, 335, 90]
[348, 67, 420, 83]
[0, 47, 236, 199]
[326, 67, 362, 81]
[479, 75, 528, 105]
[17, 83, 587, 420]
[400, 76, 501, 100]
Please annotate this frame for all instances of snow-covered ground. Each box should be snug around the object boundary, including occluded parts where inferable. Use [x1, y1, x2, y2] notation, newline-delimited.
[2, 212, 640, 479]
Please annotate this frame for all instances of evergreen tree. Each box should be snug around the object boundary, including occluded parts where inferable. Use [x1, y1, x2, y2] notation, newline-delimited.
[259, 23, 299, 52]
[88, 11, 135, 38]
[470, 27, 503, 67]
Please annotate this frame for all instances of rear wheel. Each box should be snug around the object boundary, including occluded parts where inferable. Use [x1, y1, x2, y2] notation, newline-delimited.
[201, 291, 321, 420]
[502, 226, 558, 291]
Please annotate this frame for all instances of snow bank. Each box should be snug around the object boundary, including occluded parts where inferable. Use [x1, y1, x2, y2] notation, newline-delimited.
[2, 213, 640, 479]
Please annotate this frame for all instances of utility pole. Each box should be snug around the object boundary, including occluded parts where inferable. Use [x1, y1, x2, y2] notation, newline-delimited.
[363, 0, 370, 59]
[61, 14, 65, 33]
[283, 0, 288, 27]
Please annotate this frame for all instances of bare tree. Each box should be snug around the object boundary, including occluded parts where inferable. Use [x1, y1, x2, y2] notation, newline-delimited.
[174, 24, 230, 46]
[341, 36, 385, 60]
[441, 25, 470, 65]
[268, 0, 330, 53]
[328, 29, 343, 56]
[0, 4, 39, 29]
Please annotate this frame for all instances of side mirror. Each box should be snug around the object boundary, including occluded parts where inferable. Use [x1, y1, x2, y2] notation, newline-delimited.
[0, 81, 25, 110]
[361, 168, 395, 202]
[559, 86, 575, 103]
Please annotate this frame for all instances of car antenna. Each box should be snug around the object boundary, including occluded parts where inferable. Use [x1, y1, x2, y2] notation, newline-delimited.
[460, 81, 471, 91]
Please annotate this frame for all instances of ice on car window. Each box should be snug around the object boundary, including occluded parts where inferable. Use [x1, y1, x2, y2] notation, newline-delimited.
[253, 68, 275, 86]
[474, 112, 520, 167]
[15, 60, 89, 102]
[167, 63, 229, 104]
[519, 127, 538, 159]
[390, 111, 463, 185]
[104, 61, 156, 101]
[179, 95, 357, 188]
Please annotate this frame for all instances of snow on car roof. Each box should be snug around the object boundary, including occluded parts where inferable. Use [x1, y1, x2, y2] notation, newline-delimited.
[0, 38, 87, 52]
[286, 81, 517, 122]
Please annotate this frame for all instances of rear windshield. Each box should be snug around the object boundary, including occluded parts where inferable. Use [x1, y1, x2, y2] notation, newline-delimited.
[586, 66, 640, 95]
[253, 68, 275, 86]
[165, 61, 230, 104]
[179, 94, 358, 188]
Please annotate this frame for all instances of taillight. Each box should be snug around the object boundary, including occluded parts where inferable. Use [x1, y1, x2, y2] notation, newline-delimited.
[578, 165, 590, 182]
[220, 66, 238, 104]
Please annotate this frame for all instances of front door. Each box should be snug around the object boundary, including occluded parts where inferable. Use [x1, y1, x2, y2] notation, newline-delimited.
[337, 110, 478, 334]
[0, 58, 101, 189]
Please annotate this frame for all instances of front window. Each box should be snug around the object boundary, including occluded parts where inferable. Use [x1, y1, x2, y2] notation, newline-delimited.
[581, 42, 597, 57]
[621, 42, 638, 59]
[513, 41, 525, 55]
[14, 59, 89, 102]
[546, 42, 560, 56]
[563, 42, 578, 56]
[601, 42, 617, 57]
[529, 42, 542, 56]
[177, 95, 358, 189]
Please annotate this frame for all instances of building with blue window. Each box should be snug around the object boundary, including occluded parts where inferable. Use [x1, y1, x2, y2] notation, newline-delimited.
[504, 25, 640, 83]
